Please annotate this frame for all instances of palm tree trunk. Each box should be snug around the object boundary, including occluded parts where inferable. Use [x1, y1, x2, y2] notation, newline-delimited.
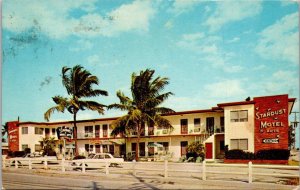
[135, 122, 141, 161]
[73, 112, 78, 156]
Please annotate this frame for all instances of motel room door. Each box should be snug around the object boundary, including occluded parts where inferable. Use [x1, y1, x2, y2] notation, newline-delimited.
[205, 143, 213, 159]
[180, 141, 188, 156]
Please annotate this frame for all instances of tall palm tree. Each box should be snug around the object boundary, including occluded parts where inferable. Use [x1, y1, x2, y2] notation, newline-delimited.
[44, 65, 108, 155]
[109, 69, 174, 161]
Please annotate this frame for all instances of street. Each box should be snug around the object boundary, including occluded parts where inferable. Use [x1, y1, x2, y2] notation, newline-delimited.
[2, 169, 298, 189]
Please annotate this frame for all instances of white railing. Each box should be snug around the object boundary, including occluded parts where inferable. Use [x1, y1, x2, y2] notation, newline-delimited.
[2, 157, 299, 185]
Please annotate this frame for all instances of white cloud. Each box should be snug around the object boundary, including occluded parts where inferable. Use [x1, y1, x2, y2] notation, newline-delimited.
[227, 37, 240, 43]
[255, 12, 299, 65]
[281, 0, 298, 6]
[69, 39, 93, 52]
[108, 0, 155, 34]
[169, 0, 203, 15]
[87, 55, 101, 66]
[3, 0, 156, 39]
[259, 70, 299, 97]
[204, 80, 246, 98]
[205, 1, 262, 32]
[177, 32, 242, 73]
[164, 20, 174, 29]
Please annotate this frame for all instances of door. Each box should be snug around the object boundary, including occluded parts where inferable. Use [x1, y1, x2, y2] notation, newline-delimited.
[95, 125, 100, 138]
[205, 143, 213, 159]
[206, 117, 214, 134]
[180, 141, 188, 156]
[95, 144, 101, 153]
[139, 142, 145, 156]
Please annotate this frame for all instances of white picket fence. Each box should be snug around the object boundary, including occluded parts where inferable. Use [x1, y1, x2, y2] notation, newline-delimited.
[2, 157, 299, 184]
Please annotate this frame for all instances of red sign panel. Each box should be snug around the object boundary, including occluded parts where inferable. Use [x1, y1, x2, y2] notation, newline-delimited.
[254, 95, 289, 152]
[7, 121, 20, 151]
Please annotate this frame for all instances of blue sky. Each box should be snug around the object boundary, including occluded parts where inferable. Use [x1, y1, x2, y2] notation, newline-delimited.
[2, 0, 299, 126]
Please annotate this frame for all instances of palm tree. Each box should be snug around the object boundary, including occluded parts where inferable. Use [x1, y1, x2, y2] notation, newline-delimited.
[44, 65, 108, 155]
[2, 123, 8, 143]
[40, 137, 56, 156]
[109, 69, 174, 161]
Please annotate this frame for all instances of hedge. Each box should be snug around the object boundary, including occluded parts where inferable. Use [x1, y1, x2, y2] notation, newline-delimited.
[225, 149, 290, 160]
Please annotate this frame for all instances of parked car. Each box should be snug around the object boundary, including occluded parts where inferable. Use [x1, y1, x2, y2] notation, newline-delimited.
[71, 153, 124, 169]
[9, 152, 58, 166]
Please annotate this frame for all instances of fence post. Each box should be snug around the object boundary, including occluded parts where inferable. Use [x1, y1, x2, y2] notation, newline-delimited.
[132, 160, 136, 176]
[164, 158, 168, 178]
[29, 159, 32, 170]
[82, 160, 85, 173]
[2, 158, 5, 168]
[202, 160, 206, 180]
[62, 158, 65, 172]
[105, 161, 109, 175]
[15, 158, 18, 169]
[44, 157, 48, 169]
[248, 161, 252, 183]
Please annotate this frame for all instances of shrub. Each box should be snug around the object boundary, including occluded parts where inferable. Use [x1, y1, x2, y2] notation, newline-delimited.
[225, 149, 255, 159]
[73, 155, 86, 160]
[10, 151, 26, 157]
[256, 149, 290, 160]
[225, 149, 290, 160]
[24, 148, 31, 154]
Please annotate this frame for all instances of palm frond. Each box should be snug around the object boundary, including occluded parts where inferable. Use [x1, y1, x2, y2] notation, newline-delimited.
[78, 100, 106, 114]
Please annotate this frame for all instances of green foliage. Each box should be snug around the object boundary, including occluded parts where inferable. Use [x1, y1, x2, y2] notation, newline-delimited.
[186, 141, 205, 162]
[109, 69, 174, 161]
[73, 155, 86, 160]
[44, 65, 108, 155]
[225, 149, 290, 160]
[187, 141, 204, 154]
[225, 149, 255, 159]
[256, 149, 290, 160]
[40, 137, 56, 156]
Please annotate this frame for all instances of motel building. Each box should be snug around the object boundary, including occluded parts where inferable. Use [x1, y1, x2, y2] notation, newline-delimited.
[6, 94, 296, 162]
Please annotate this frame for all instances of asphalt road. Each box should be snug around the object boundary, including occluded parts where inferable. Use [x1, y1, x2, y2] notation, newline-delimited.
[2, 169, 298, 190]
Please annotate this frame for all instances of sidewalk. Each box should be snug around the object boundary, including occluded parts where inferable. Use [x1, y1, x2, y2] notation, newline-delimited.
[3, 168, 299, 190]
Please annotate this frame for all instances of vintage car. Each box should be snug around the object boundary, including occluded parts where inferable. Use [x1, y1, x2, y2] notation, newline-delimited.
[9, 152, 58, 166]
[72, 153, 124, 168]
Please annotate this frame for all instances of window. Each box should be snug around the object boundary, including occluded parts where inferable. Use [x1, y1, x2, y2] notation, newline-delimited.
[52, 128, 56, 136]
[158, 142, 169, 152]
[194, 118, 201, 132]
[103, 124, 108, 137]
[22, 144, 29, 151]
[35, 127, 44, 135]
[109, 145, 114, 155]
[35, 144, 42, 152]
[95, 125, 100, 138]
[85, 144, 89, 152]
[230, 110, 248, 122]
[230, 139, 248, 150]
[148, 122, 154, 136]
[84, 126, 93, 137]
[181, 119, 188, 134]
[84, 144, 94, 152]
[148, 142, 154, 156]
[22, 127, 28, 134]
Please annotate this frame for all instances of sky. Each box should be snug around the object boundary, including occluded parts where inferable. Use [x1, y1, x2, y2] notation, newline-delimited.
[2, 0, 299, 129]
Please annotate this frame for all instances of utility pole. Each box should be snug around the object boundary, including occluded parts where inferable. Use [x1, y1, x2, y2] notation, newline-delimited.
[290, 112, 299, 150]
